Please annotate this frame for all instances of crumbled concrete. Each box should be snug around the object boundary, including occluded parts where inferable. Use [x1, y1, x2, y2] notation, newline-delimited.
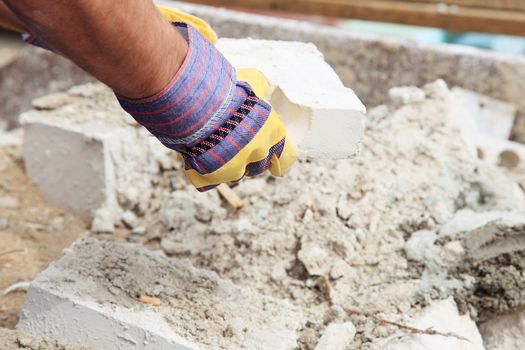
[21, 83, 174, 223]
[376, 298, 484, 350]
[122, 80, 524, 348]
[314, 322, 356, 350]
[451, 87, 517, 141]
[17, 237, 305, 350]
[217, 39, 365, 159]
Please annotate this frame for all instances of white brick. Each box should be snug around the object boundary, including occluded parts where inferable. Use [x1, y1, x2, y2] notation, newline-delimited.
[217, 39, 366, 159]
[376, 298, 485, 350]
[17, 237, 304, 350]
[21, 83, 172, 222]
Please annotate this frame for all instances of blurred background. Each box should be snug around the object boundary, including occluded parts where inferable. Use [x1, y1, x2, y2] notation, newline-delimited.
[187, 0, 525, 55]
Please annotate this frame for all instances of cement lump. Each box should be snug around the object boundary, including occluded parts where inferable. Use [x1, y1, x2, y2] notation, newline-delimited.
[19, 77, 525, 348]
[217, 38, 366, 159]
[18, 237, 305, 350]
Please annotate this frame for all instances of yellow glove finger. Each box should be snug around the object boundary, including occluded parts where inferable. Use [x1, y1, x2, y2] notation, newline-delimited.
[237, 68, 297, 177]
[156, 4, 218, 44]
[185, 68, 296, 189]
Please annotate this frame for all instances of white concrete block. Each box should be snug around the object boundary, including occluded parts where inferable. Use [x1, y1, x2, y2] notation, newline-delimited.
[451, 87, 516, 141]
[378, 298, 485, 350]
[17, 237, 304, 350]
[217, 39, 366, 159]
[21, 83, 172, 222]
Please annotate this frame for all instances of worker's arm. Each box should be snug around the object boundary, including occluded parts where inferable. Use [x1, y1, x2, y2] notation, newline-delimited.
[2, 0, 187, 99]
[0, 1, 26, 32]
[1, 1, 296, 190]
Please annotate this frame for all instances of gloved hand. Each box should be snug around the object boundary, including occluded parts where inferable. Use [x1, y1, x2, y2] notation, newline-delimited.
[118, 22, 296, 191]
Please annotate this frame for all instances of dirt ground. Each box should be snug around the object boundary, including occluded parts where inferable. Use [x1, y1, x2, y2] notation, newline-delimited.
[0, 144, 88, 329]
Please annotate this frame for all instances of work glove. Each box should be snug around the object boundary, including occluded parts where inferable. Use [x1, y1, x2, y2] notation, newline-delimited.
[118, 22, 296, 191]
[22, 6, 297, 192]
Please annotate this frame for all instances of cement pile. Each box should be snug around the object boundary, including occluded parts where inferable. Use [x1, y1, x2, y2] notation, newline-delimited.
[15, 79, 525, 349]
[113, 80, 523, 348]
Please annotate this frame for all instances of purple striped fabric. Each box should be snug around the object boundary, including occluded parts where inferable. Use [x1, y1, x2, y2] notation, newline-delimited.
[22, 22, 286, 192]
[118, 23, 275, 180]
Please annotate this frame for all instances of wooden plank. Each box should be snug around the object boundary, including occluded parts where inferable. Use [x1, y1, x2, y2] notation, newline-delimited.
[400, 0, 525, 12]
[188, 0, 525, 36]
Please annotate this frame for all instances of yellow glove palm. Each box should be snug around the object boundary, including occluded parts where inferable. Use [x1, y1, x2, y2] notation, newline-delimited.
[186, 69, 296, 188]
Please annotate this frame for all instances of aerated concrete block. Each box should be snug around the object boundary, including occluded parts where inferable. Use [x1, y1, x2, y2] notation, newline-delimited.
[17, 237, 304, 350]
[217, 38, 366, 159]
[21, 83, 172, 223]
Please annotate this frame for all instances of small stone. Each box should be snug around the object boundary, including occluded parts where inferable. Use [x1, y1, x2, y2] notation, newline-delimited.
[231, 218, 253, 235]
[0, 196, 19, 209]
[389, 86, 426, 105]
[194, 205, 213, 223]
[121, 210, 138, 229]
[47, 217, 64, 233]
[91, 208, 115, 233]
[270, 263, 288, 282]
[336, 197, 353, 221]
[315, 322, 356, 350]
[298, 242, 331, 276]
[32, 92, 70, 110]
[442, 240, 465, 264]
[303, 208, 314, 224]
[131, 226, 146, 235]
[0, 218, 9, 231]
[16, 336, 34, 348]
[323, 305, 346, 325]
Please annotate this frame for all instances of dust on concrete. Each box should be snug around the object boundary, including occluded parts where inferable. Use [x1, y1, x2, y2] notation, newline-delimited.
[100, 79, 523, 348]
[47, 237, 304, 350]
[0, 327, 90, 350]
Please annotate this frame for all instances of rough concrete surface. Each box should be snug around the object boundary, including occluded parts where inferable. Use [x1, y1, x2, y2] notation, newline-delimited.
[0, 327, 89, 350]
[17, 238, 304, 350]
[21, 83, 173, 223]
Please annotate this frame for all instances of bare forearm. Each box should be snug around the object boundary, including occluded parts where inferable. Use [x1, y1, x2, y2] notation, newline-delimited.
[2, 0, 188, 98]
[0, 1, 26, 32]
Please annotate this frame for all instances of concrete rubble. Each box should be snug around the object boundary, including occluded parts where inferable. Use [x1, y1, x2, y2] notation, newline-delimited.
[14, 77, 525, 349]
[18, 237, 304, 350]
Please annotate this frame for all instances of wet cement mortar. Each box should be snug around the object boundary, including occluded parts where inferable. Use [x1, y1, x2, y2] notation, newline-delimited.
[34, 80, 525, 348]
[99, 80, 522, 349]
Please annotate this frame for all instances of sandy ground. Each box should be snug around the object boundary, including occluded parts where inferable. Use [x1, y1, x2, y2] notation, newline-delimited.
[0, 327, 89, 350]
[0, 145, 88, 329]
